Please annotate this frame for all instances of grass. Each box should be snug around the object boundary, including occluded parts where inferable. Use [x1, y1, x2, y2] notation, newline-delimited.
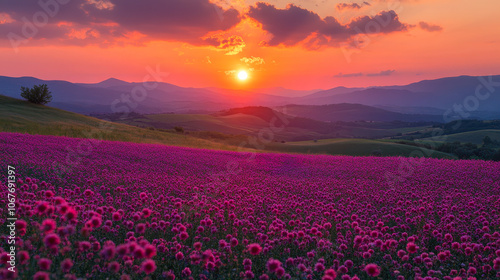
[269, 138, 454, 158]
[418, 129, 500, 145]
[0, 95, 254, 152]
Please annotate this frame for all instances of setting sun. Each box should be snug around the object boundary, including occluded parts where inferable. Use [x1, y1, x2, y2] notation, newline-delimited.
[237, 70, 248, 81]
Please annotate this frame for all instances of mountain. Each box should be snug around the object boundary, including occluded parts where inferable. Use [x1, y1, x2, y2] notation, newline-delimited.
[1, 75, 499, 119]
[253, 87, 322, 97]
[298, 75, 500, 113]
[296, 86, 363, 103]
[278, 104, 443, 122]
[0, 76, 291, 114]
[77, 78, 130, 88]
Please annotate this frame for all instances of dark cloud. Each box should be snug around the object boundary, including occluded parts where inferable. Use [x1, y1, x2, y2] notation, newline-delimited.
[336, 2, 371, 11]
[247, 3, 410, 49]
[366, 69, 395, 76]
[247, 3, 325, 46]
[337, 3, 362, 11]
[202, 35, 246, 55]
[418, 21, 443, 32]
[0, 0, 242, 47]
[333, 72, 364, 78]
[333, 70, 395, 78]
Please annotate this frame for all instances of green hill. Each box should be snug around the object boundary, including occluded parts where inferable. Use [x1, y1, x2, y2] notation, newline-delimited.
[418, 129, 500, 145]
[0, 95, 250, 151]
[269, 138, 454, 158]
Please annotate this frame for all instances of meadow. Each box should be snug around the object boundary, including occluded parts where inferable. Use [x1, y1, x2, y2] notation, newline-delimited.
[1, 132, 499, 279]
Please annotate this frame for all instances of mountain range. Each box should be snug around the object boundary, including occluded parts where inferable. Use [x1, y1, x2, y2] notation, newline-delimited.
[1, 75, 499, 121]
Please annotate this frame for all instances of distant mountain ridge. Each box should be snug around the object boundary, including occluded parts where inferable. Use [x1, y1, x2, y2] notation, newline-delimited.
[1, 75, 499, 121]
[278, 104, 443, 122]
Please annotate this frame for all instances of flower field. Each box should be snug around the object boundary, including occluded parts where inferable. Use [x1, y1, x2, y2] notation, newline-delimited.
[1, 132, 500, 279]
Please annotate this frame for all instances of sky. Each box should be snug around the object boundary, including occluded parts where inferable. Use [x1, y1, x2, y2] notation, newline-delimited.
[0, 0, 499, 90]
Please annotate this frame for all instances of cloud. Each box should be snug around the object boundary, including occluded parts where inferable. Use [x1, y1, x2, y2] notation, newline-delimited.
[240, 56, 265, 65]
[334, 72, 363, 78]
[418, 21, 443, 32]
[247, 3, 410, 49]
[336, 2, 371, 11]
[203, 35, 246, 55]
[366, 69, 395, 76]
[224, 70, 237, 76]
[0, 0, 242, 47]
[333, 70, 395, 78]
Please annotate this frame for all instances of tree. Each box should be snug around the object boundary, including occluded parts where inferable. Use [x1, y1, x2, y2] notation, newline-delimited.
[20, 84, 52, 105]
[483, 136, 493, 146]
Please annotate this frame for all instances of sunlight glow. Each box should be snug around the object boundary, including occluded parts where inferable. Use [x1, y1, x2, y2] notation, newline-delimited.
[237, 70, 248, 81]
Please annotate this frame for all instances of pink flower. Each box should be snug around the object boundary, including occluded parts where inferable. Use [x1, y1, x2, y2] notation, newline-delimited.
[182, 267, 192, 277]
[315, 262, 325, 272]
[324, 268, 337, 279]
[364, 264, 381, 277]
[141, 259, 156, 275]
[61, 258, 73, 273]
[248, 243, 262, 255]
[144, 244, 157, 258]
[179, 231, 189, 240]
[38, 258, 52, 271]
[112, 212, 122, 221]
[136, 223, 146, 234]
[275, 267, 285, 277]
[245, 270, 255, 279]
[406, 242, 418, 254]
[230, 237, 239, 247]
[108, 261, 120, 273]
[43, 233, 61, 248]
[266, 259, 282, 272]
[33, 271, 50, 280]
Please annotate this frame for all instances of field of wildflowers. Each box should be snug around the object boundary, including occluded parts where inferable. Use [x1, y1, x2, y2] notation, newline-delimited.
[1, 132, 499, 279]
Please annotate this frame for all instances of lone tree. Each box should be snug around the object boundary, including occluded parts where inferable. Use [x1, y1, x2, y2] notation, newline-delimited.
[20, 84, 52, 105]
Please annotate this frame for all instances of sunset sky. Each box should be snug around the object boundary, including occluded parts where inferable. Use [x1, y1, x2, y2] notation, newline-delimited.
[1, 0, 499, 90]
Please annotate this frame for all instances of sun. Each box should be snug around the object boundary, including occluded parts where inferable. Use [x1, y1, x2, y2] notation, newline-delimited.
[237, 70, 248, 81]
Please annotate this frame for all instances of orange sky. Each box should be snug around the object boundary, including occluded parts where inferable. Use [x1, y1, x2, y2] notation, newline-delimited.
[1, 0, 499, 90]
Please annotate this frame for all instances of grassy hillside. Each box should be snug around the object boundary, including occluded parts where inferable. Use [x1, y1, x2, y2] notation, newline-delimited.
[107, 106, 436, 141]
[0, 95, 454, 159]
[266, 138, 454, 159]
[278, 103, 442, 122]
[418, 129, 500, 145]
[0, 95, 252, 151]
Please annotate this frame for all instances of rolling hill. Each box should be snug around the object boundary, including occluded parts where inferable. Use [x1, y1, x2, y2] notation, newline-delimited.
[267, 138, 454, 159]
[278, 104, 443, 122]
[0, 95, 455, 158]
[0, 95, 252, 151]
[103, 106, 437, 141]
[418, 129, 500, 145]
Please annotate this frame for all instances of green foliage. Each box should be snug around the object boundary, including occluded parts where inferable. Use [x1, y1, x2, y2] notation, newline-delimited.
[174, 126, 184, 133]
[20, 84, 53, 105]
